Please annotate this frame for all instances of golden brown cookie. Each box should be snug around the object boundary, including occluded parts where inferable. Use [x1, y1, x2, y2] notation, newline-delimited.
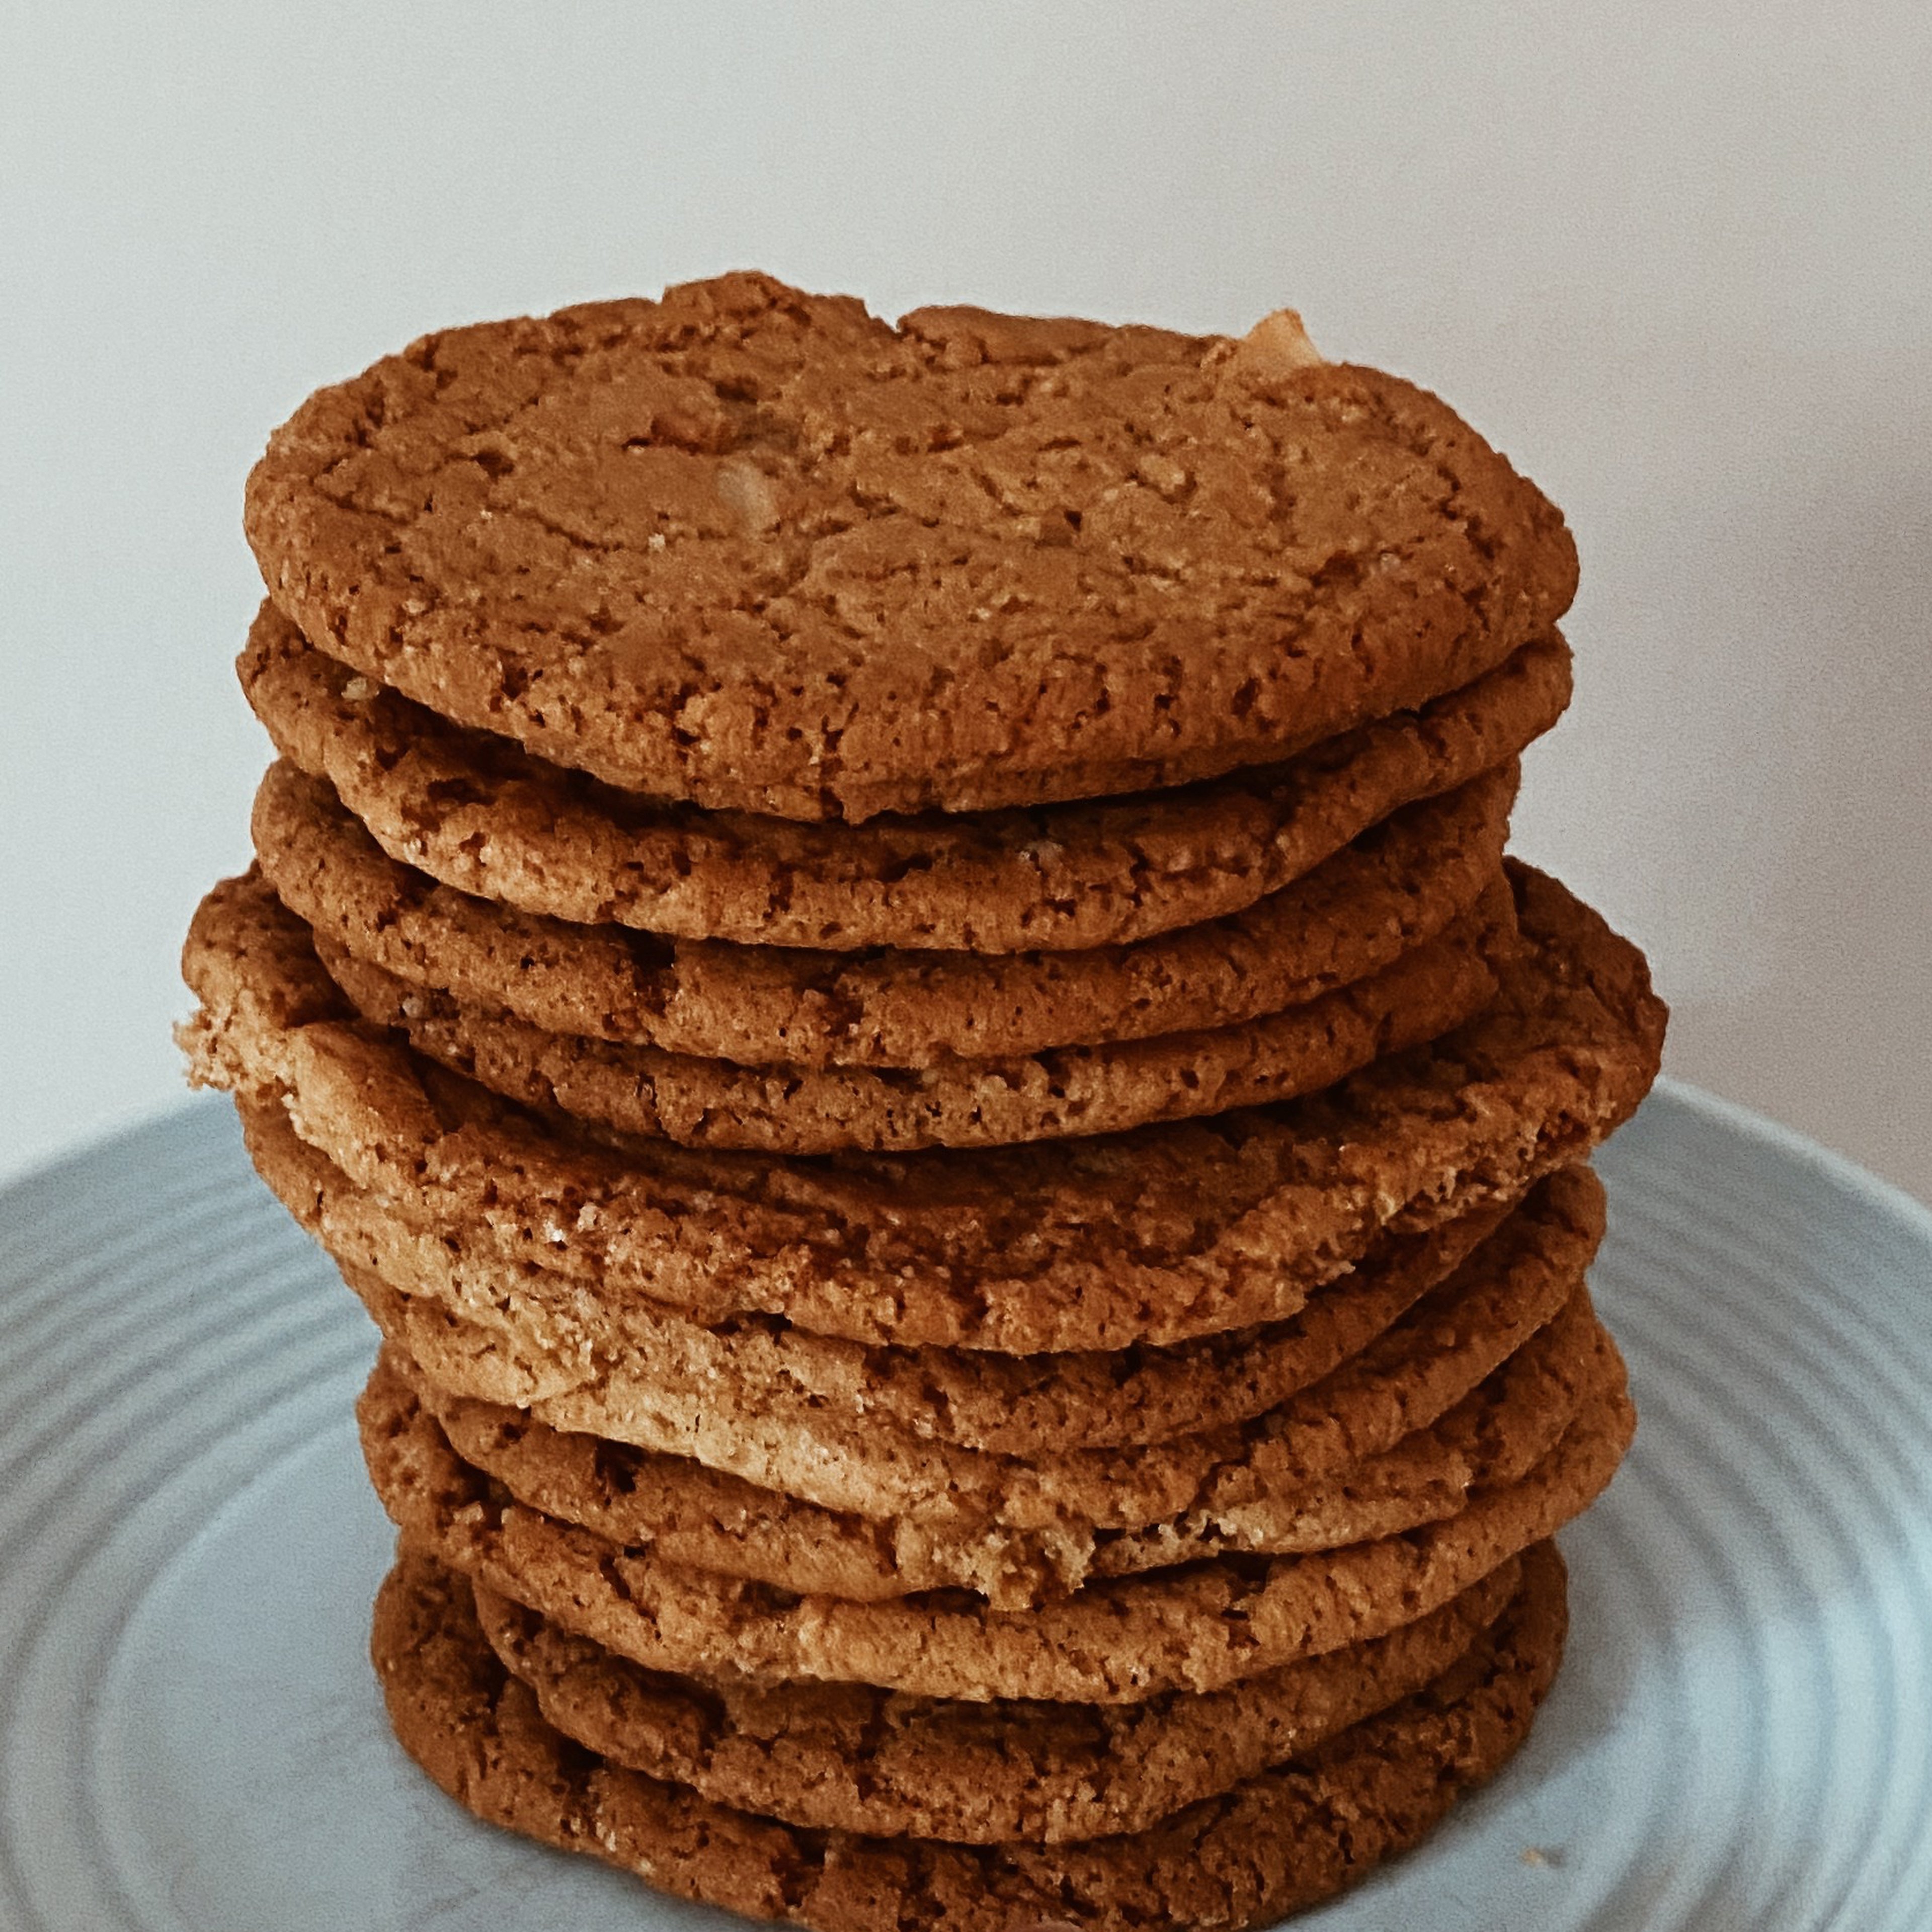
[254, 758, 1515, 1064]
[373, 1544, 1566, 1930]
[344, 1181, 1600, 1572]
[313, 881, 1512, 1153]
[343, 1173, 1595, 1533]
[361, 1356, 1630, 1702]
[242, 606, 1567, 950]
[179, 862, 1666, 1352]
[469, 1553, 1530, 1842]
[358, 1287, 1606, 1604]
[247, 272, 1578, 821]
[244, 1096, 1568, 1456]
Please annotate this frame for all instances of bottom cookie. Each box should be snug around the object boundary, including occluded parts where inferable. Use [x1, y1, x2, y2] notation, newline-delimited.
[468, 1554, 1524, 1844]
[374, 1543, 1567, 1932]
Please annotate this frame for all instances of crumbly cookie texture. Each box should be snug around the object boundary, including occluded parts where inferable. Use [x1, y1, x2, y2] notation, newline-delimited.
[346, 1179, 1598, 1553]
[242, 600, 1568, 950]
[179, 862, 1665, 1351]
[243, 1097, 1571, 1456]
[312, 881, 1512, 1153]
[466, 1553, 1527, 1842]
[360, 1357, 1628, 1703]
[373, 1544, 1565, 1931]
[359, 1290, 1607, 1606]
[253, 759, 1515, 1065]
[247, 272, 1578, 821]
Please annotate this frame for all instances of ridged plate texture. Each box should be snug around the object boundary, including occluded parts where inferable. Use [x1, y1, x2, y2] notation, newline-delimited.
[1, 1081, 1928, 1930]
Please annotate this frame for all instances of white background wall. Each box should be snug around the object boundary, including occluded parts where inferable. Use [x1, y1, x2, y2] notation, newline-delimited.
[3, 1, 1927, 1200]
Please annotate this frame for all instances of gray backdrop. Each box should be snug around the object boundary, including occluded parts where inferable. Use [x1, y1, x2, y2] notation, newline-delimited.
[3, 0, 1927, 1199]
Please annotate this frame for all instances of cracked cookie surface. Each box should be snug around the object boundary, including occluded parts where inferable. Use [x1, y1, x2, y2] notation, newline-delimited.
[244, 1099, 1580, 1456]
[464, 1552, 1532, 1843]
[180, 862, 1665, 1352]
[359, 1290, 1610, 1605]
[247, 272, 1578, 821]
[254, 758, 1516, 1063]
[373, 1544, 1565, 1930]
[362, 1357, 1628, 1703]
[334, 1170, 1599, 1572]
[331, 1170, 1598, 1555]
[242, 604, 1567, 950]
[313, 881, 1513, 1153]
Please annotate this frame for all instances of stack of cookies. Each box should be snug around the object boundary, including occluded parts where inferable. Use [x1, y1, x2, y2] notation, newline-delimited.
[180, 274, 1666, 1930]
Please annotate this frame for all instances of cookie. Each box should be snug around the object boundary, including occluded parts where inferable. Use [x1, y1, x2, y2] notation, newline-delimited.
[361, 1290, 1608, 1604]
[246, 272, 1578, 822]
[366, 1172, 1595, 1517]
[361, 1359, 1630, 1702]
[179, 861, 1665, 1352]
[313, 881, 1512, 1153]
[374, 1545, 1564, 1930]
[244, 1100, 1565, 1457]
[469, 1552, 1531, 1842]
[343, 1180, 1599, 1554]
[242, 606, 1567, 950]
[1083, 1287, 1604, 1583]
[254, 759, 1515, 1065]
[332, 1169, 1595, 1532]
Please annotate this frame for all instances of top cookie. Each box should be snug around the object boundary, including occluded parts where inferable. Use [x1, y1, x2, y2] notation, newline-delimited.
[245, 272, 1577, 821]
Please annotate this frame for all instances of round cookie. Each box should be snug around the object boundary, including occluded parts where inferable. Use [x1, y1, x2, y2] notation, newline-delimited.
[179, 861, 1666, 1353]
[361, 1293, 1609, 1604]
[469, 1553, 1531, 1842]
[244, 1101, 1575, 1458]
[246, 272, 1578, 822]
[313, 883, 1512, 1153]
[243, 605, 1568, 951]
[1087, 1290, 1603, 1584]
[340, 1182, 1600, 1553]
[361, 1356, 1631, 1702]
[254, 758, 1516, 1065]
[334, 1174, 1596, 1534]
[374, 1545, 1566, 1931]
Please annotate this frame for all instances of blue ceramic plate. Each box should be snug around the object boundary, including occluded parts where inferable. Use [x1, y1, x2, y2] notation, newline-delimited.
[3, 1083, 1928, 1930]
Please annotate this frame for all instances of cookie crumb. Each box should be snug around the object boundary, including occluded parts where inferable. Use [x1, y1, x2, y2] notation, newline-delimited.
[1234, 307, 1325, 377]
